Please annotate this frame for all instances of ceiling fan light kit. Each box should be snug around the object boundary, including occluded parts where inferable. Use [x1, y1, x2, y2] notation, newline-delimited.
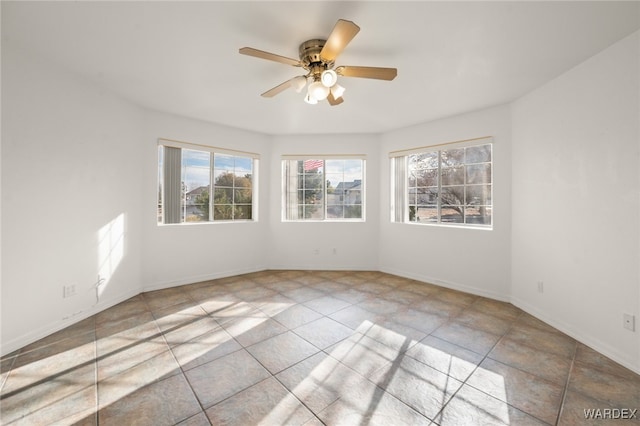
[239, 19, 397, 106]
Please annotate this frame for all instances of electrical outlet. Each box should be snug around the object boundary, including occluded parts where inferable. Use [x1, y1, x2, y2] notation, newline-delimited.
[313, 249, 320, 255]
[537, 281, 544, 293]
[623, 314, 635, 331]
[332, 248, 337, 255]
[62, 284, 76, 298]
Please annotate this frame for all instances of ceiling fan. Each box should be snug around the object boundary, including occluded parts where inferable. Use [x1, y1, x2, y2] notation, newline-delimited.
[239, 19, 397, 106]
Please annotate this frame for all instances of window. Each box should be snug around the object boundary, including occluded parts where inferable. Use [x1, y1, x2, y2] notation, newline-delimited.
[391, 138, 492, 227]
[282, 157, 365, 221]
[157, 139, 258, 224]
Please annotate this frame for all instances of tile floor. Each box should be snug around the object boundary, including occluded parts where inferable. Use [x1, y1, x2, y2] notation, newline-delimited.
[1, 270, 639, 425]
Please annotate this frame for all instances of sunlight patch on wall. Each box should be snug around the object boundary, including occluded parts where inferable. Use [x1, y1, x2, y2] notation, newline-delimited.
[97, 213, 125, 299]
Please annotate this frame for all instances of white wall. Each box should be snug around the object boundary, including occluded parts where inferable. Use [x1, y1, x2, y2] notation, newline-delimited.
[141, 112, 271, 291]
[379, 105, 512, 300]
[511, 31, 640, 372]
[267, 134, 380, 271]
[1, 45, 145, 353]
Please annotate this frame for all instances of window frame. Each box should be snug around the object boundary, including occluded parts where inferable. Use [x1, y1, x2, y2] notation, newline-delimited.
[281, 156, 366, 222]
[157, 139, 259, 225]
[390, 137, 493, 229]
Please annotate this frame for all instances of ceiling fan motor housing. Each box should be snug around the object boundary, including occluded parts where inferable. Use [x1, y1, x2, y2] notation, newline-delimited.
[299, 39, 334, 73]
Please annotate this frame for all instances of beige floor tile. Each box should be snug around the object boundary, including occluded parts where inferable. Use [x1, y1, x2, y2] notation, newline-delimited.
[355, 319, 425, 352]
[271, 304, 323, 329]
[184, 349, 270, 409]
[99, 373, 200, 426]
[162, 316, 221, 347]
[432, 288, 478, 307]
[222, 316, 288, 347]
[317, 382, 431, 426]
[574, 342, 640, 379]
[432, 321, 502, 355]
[151, 301, 207, 329]
[206, 377, 314, 426]
[98, 350, 181, 408]
[276, 352, 353, 413]
[393, 307, 448, 334]
[436, 384, 548, 426]
[326, 333, 404, 378]
[170, 326, 242, 371]
[568, 362, 640, 408]
[95, 295, 149, 326]
[329, 304, 386, 330]
[454, 309, 513, 335]
[467, 358, 564, 424]
[143, 286, 195, 311]
[488, 337, 572, 386]
[293, 316, 354, 350]
[405, 335, 484, 381]
[469, 297, 523, 321]
[5, 269, 639, 425]
[175, 411, 211, 426]
[369, 355, 463, 419]
[506, 322, 577, 359]
[247, 331, 319, 374]
[303, 295, 352, 315]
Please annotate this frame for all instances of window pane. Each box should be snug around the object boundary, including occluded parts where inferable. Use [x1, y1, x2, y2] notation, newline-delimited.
[214, 205, 233, 221]
[409, 152, 438, 169]
[413, 206, 438, 222]
[465, 144, 492, 164]
[303, 205, 324, 219]
[466, 184, 492, 205]
[214, 154, 234, 172]
[465, 206, 491, 225]
[327, 205, 344, 219]
[214, 188, 232, 203]
[214, 171, 234, 187]
[441, 207, 464, 223]
[398, 142, 492, 228]
[157, 146, 163, 224]
[415, 168, 438, 187]
[417, 188, 437, 205]
[345, 205, 362, 219]
[183, 149, 211, 223]
[466, 163, 491, 184]
[234, 188, 252, 203]
[325, 160, 344, 174]
[234, 173, 251, 187]
[345, 190, 362, 205]
[440, 186, 464, 205]
[234, 205, 252, 220]
[441, 166, 464, 185]
[441, 148, 464, 166]
[283, 158, 363, 221]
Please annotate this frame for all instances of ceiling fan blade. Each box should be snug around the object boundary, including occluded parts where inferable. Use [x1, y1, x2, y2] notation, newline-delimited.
[320, 19, 360, 63]
[335, 65, 397, 81]
[261, 77, 299, 98]
[239, 47, 301, 67]
[327, 92, 344, 106]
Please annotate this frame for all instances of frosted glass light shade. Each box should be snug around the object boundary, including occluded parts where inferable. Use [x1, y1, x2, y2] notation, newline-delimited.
[308, 81, 330, 100]
[304, 93, 318, 104]
[330, 84, 345, 99]
[290, 75, 307, 93]
[321, 69, 338, 87]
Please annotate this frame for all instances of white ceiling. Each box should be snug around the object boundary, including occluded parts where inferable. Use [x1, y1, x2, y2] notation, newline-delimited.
[3, 1, 639, 135]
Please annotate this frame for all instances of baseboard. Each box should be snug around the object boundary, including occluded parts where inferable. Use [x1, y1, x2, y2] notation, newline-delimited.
[1, 288, 139, 357]
[511, 296, 640, 375]
[142, 265, 268, 292]
[379, 266, 510, 302]
[266, 264, 376, 272]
